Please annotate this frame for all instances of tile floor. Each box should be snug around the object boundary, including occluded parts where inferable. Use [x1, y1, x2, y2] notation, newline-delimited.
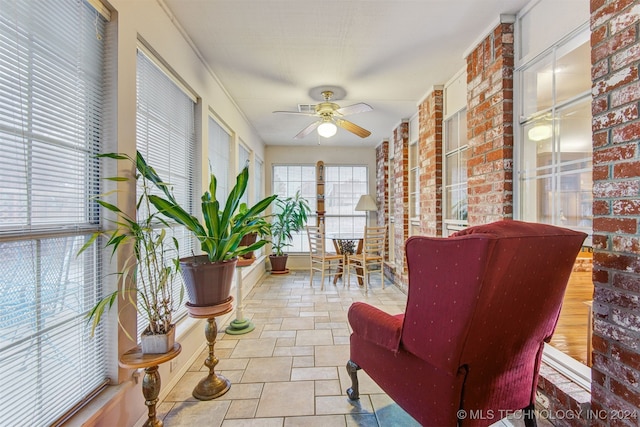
[150, 270, 551, 427]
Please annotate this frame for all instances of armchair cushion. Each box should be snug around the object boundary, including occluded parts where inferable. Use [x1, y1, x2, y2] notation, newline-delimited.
[348, 302, 403, 352]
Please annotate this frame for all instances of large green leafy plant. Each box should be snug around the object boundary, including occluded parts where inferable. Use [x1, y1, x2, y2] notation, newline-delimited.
[270, 191, 311, 256]
[79, 153, 183, 337]
[138, 152, 277, 262]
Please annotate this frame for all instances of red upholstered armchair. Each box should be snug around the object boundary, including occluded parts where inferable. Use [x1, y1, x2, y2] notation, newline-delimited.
[346, 220, 587, 426]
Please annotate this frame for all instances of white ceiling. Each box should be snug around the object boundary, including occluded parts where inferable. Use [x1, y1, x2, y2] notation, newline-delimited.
[163, 0, 531, 147]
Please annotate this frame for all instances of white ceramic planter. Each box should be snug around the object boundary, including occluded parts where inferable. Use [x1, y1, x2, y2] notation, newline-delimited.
[140, 324, 175, 354]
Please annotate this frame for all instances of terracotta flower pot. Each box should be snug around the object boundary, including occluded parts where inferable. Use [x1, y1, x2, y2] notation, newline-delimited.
[240, 232, 258, 259]
[269, 254, 289, 273]
[179, 256, 237, 306]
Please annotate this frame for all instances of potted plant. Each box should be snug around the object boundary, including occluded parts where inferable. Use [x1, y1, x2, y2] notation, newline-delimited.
[79, 153, 183, 354]
[269, 191, 311, 273]
[139, 152, 277, 306]
[234, 203, 272, 266]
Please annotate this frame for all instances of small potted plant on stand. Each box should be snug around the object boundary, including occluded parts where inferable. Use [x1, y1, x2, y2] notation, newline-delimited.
[269, 191, 311, 273]
[139, 152, 277, 307]
[234, 203, 272, 267]
[80, 153, 183, 354]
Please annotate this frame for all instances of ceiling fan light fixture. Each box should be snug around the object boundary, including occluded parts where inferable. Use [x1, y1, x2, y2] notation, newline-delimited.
[317, 121, 337, 138]
[528, 124, 552, 141]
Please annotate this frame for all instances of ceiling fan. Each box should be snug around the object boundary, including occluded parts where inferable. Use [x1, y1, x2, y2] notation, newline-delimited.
[273, 90, 373, 139]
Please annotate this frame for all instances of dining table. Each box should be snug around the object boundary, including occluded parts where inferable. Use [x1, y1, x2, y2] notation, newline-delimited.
[327, 233, 364, 286]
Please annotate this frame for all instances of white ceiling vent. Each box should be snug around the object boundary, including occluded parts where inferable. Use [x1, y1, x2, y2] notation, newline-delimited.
[297, 104, 316, 113]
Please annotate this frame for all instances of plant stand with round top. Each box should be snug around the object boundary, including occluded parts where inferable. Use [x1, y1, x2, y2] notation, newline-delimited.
[186, 297, 234, 400]
[119, 343, 182, 427]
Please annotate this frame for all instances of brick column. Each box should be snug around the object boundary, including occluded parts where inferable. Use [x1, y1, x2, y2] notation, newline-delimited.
[466, 19, 515, 226]
[590, 0, 640, 422]
[418, 87, 443, 236]
[376, 141, 390, 261]
[393, 122, 409, 281]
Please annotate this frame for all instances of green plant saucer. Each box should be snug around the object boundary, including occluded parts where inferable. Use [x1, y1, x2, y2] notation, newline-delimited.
[225, 318, 255, 335]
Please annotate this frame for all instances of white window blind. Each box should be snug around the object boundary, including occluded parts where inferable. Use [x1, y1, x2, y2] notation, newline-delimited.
[0, 1, 108, 425]
[272, 165, 316, 252]
[136, 48, 196, 337]
[208, 117, 231, 207]
[238, 143, 250, 205]
[254, 157, 264, 256]
[324, 165, 367, 236]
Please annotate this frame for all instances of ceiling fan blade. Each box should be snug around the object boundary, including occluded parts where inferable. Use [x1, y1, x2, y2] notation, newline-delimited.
[335, 102, 373, 116]
[273, 110, 317, 117]
[294, 121, 321, 139]
[336, 119, 371, 138]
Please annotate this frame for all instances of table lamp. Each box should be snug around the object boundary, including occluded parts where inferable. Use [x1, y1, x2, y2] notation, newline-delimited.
[355, 194, 377, 226]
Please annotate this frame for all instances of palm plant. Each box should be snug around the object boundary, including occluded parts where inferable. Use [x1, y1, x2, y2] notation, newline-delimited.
[138, 152, 277, 262]
[79, 152, 182, 338]
[270, 191, 311, 256]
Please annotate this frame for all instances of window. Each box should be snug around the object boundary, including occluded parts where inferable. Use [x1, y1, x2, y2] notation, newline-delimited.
[136, 48, 196, 336]
[0, 1, 108, 424]
[324, 165, 368, 236]
[408, 116, 420, 236]
[254, 157, 265, 256]
[518, 35, 592, 243]
[272, 165, 316, 252]
[238, 142, 250, 206]
[209, 117, 231, 207]
[516, 28, 592, 369]
[443, 109, 468, 236]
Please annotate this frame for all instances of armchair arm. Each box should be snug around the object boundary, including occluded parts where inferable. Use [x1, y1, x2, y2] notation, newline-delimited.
[348, 302, 404, 353]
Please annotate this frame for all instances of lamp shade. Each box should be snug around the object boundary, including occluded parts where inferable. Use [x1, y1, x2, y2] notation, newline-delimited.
[317, 122, 337, 138]
[355, 194, 377, 211]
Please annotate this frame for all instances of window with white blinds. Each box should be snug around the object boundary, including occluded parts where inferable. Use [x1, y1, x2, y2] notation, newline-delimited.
[324, 165, 367, 236]
[0, 1, 109, 425]
[136, 48, 196, 337]
[238, 143, 250, 205]
[254, 157, 265, 256]
[208, 117, 231, 207]
[272, 165, 316, 252]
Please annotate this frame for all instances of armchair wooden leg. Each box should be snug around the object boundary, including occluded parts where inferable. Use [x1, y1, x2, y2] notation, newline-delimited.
[346, 360, 360, 400]
[523, 403, 537, 427]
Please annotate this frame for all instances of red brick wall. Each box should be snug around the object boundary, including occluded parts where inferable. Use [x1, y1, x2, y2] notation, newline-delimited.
[393, 122, 409, 280]
[418, 89, 443, 236]
[590, 0, 640, 423]
[376, 140, 390, 261]
[466, 21, 515, 226]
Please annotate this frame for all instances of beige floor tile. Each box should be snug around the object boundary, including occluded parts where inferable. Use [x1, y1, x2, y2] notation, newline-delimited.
[255, 381, 315, 418]
[273, 345, 314, 357]
[284, 414, 347, 427]
[316, 394, 374, 415]
[314, 379, 342, 396]
[281, 316, 316, 330]
[216, 382, 264, 401]
[222, 417, 284, 427]
[162, 400, 230, 426]
[241, 356, 293, 382]
[292, 355, 315, 368]
[295, 329, 334, 346]
[164, 371, 204, 402]
[230, 338, 277, 358]
[217, 357, 250, 371]
[291, 366, 338, 381]
[315, 344, 350, 367]
[225, 399, 259, 419]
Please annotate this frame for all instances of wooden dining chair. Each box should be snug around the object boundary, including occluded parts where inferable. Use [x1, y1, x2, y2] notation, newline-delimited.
[306, 226, 343, 290]
[345, 225, 386, 293]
